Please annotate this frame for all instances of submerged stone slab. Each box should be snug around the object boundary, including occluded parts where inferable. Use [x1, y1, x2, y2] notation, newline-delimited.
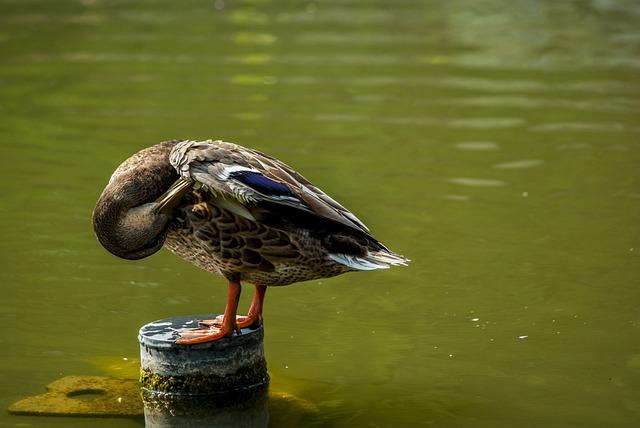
[8, 376, 142, 417]
[139, 314, 269, 395]
[8, 374, 318, 424]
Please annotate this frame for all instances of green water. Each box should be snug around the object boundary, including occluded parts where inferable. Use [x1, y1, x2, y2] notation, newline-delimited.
[1, 0, 640, 426]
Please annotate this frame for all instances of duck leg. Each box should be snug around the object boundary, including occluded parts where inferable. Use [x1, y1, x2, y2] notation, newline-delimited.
[176, 281, 241, 345]
[238, 284, 267, 328]
[199, 284, 266, 329]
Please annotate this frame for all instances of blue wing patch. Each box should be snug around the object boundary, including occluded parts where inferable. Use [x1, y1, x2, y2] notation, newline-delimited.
[230, 171, 295, 198]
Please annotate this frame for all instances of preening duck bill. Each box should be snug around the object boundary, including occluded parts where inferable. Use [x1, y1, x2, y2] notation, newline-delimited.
[152, 178, 193, 215]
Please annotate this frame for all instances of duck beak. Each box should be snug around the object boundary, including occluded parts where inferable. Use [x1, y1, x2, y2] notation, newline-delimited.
[153, 178, 193, 215]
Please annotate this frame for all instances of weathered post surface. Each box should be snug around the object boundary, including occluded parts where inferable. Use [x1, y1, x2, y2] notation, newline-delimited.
[138, 314, 269, 396]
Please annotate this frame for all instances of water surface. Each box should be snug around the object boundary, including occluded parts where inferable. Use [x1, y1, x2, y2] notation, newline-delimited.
[1, 0, 639, 427]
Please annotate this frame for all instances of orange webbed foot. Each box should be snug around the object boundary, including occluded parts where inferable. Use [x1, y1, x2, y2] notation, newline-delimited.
[176, 320, 238, 345]
[175, 326, 230, 345]
[199, 314, 261, 329]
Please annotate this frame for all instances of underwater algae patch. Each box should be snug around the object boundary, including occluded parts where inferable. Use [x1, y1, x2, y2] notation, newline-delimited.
[8, 376, 141, 417]
[8, 373, 317, 421]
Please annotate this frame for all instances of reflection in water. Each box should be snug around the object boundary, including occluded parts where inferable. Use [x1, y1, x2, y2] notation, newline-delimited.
[143, 390, 268, 428]
[142, 386, 321, 428]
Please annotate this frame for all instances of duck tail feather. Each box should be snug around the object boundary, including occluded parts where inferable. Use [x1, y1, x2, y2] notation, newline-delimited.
[329, 250, 409, 271]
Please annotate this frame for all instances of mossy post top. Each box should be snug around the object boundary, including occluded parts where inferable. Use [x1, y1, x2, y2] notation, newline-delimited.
[139, 315, 268, 396]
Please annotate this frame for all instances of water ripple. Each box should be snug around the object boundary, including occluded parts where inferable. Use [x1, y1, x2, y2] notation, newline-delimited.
[494, 159, 544, 170]
[454, 142, 501, 151]
[292, 32, 434, 45]
[447, 177, 507, 187]
[530, 122, 639, 133]
[441, 194, 471, 201]
[440, 77, 548, 92]
[447, 117, 526, 129]
[444, 96, 640, 113]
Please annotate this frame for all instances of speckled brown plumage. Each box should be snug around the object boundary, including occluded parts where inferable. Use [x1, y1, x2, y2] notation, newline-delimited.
[164, 193, 351, 286]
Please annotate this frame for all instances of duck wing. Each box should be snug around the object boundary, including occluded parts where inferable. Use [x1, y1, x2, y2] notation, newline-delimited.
[169, 139, 372, 236]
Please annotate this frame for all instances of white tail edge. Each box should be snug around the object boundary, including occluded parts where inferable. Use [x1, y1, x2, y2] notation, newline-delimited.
[329, 250, 409, 271]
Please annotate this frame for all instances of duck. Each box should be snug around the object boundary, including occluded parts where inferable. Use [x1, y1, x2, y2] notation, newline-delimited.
[92, 139, 408, 344]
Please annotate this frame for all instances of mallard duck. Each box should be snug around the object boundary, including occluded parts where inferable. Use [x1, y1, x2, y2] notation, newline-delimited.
[93, 139, 407, 344]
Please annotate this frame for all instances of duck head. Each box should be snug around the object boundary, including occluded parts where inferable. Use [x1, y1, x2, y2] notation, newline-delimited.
[92, 140, 187, 260]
